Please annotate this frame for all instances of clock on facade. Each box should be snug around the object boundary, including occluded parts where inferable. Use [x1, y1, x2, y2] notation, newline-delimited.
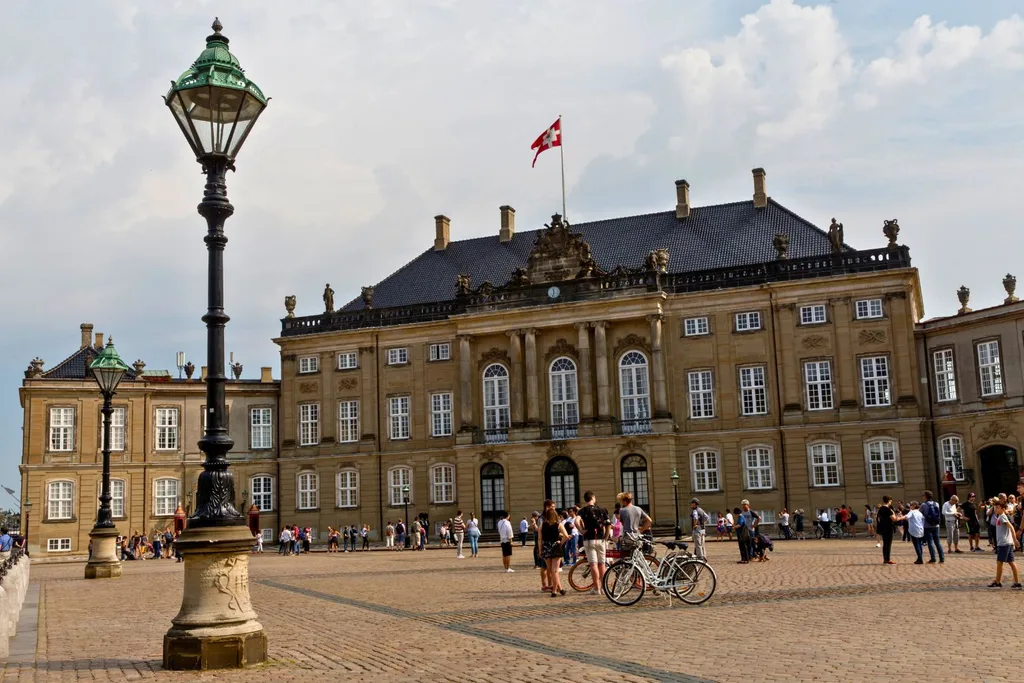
[547, 286, 561, 299]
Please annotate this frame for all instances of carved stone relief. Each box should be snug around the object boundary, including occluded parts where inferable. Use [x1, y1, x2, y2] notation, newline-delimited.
[801, 335, 827, 350]
[478, 347, 511, 371]
[299, 382, 318, 394]
[858, 329, 886, 345]
[547, 441, 572, 459]
[338, 378, 358, 391]
[480, 446, 503, 461]
[619, 438, 647, 454]
[544, 338, 579, 364]
[612, 334, 652, 359]
[979, 422, 1012, 442]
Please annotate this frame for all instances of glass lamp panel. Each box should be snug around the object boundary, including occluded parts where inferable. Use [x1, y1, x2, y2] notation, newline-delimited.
[168, 92, 202, 157]
[175, 85, 264, 158]
[225, 91, 265, 158]
[93, 366, 126, 395]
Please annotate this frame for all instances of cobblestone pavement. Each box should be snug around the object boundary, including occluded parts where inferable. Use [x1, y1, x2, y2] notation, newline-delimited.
[2, 538, 1019, 682]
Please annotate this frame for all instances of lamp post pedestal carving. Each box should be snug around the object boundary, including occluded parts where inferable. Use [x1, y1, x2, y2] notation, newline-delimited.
[84, 527, 121, 579]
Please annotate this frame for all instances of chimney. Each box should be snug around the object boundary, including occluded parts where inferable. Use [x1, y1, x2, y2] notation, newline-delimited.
[752, 167, 767, 209]
[80, 323, 94, 349]
[433, 214, 450, 251]
[94, 332, 104, 347]
[260, 367, 273, 383]
[674, 180, 690, 219]
[499, 205, 516, 242]
[201, 365, 208, 381]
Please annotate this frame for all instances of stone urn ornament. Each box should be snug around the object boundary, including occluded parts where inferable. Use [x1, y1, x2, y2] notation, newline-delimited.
[882, 219, 900, 250]
[1003, 273, 1018, 304]
[133, 359, 146, 376]
[284, 295, 296, 318]
[231, 361, 243, 380]
[184, 361, 196, 380]
[957, 285, 971, 315]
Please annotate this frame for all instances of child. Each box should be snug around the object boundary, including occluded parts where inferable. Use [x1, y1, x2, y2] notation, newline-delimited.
[753, 533, 774, 561]
[989, 501, 1022, 589]
[715, 512, 727, 541]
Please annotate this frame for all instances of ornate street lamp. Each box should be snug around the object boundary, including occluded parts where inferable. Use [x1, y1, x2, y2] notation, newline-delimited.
[85, 339, 131, 579]
[162, 18, 268, 670]
[22, 498, 32, 554]
[671, 469, 681, 541]
[403, 486, 411, 549]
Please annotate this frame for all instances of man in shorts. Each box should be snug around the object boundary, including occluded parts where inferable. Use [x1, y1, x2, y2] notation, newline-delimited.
[497, 510, 515, 572]
[989, 500, 1021, 589]
[576, 491, 609, 594]
[690, 498, 709, 559]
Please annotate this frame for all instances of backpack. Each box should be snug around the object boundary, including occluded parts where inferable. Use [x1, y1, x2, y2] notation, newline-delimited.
[849, 511, 858, 525]
[922, 501, 942, 527]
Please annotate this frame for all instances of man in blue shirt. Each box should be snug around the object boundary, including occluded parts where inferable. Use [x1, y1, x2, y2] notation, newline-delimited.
[0, 527, 14, 559]
[920, 490, 946, 564]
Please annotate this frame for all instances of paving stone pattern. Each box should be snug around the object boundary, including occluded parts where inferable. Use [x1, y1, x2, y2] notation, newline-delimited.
[2, 539, 1020, 682]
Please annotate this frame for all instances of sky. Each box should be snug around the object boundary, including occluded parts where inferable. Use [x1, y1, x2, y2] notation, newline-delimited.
[2, 0, 1023, 497]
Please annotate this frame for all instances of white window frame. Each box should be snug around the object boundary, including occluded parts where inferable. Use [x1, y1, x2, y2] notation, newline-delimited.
[431, 464, 456, 504]
[809, 443, 842, 488]
[47, 480, 74, 520]
[691, 450, 720, 492]
[860, 356, 891, 407]
[866, 439, 900, 485]
[483, 364, 511, 434]
[338, 400, 360, 443]
[298, 356, 319, 374]
[110, 478, 125, 518]
[103, 407, 126, 452]
[932, 348, 957, 402]
[619, 351, 652, 429]
[155, 407, 179, 451]
[739, 366, 768, 416]
[389, 396, 411, 440]
[939, 435, 966, 482]
[153, 478, 179, 516]
[684, 317, 709, 337]
[299, 403, 320, 446]
[337, 351, 358, 370]
[297, 471, 319, 510]
[251, 475, 274, 512]
[799, 304, 827, 325]
[977, 340, 1004, 397]
[261, 528, 275, 542]
[549, 357, 580, 430]
[855, 298, 884, 320]
[735, 311, 762, 331]
[687, 370, 715, 419]
[47, 538, 72, 552]
[250, 407, 273, 450]
[430, 392, 453, 437]
[744, 447, 773, 490]
[429, 343, 451, 361]
[804, 360, 834, 411]
[757, 510, 777, 525]
[389, 466, 412, 506]
[387, 348, 409, 365]
[49, 407, 75, 452]
[336, 469, 359, 508]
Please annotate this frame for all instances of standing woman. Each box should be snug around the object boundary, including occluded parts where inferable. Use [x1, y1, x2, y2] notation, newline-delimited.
[865, 505, 876, 547]
[532, 511, 550, 593]
[540, 500, 570, 596]
[876, 496, 896, 565]
[452, 511, 466, 558]
[466, 512, 481, 558]
[732, 507, 751, 564]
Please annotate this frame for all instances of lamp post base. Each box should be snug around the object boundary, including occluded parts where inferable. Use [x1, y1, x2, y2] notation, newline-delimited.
[163, 525, 266, 670]
[85, 526, 122, 579]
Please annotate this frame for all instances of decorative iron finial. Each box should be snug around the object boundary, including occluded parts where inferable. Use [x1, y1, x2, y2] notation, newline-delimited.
[1003, 274, 1018, 304]
[957, 285, 971, 315]
[184, 361, 196, 380]
[212, 17, 223, 34]
[231, 361, 243, 380]
[773, 233, 789, 260]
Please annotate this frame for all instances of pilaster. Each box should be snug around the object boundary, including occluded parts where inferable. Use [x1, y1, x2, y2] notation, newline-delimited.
[575, 322, 594, 420]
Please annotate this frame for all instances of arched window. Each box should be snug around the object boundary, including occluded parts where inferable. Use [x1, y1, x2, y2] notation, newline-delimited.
[431, 464, 456, 504]
[47, 480, 74, 520]
[621, 454, 649, 511]
[865, 439, 899, 485]
[691, 451, 719, 492]
[549, 357, 579, 439]
[483, 364, 510, 442]
[297, 471, 319, 510]
[337, 469, 358, 508]
[546, 457, 579, 510]
[480, 462, 506, 531]
[619, 351, 651, 434]
[809, 443, 842, 487]
[389, 466, 412, 506]
[939, 435, 965, 481]
[153, 477, 179, 516]
[744, 447, 773, 490]
[250, 475, 273, 512]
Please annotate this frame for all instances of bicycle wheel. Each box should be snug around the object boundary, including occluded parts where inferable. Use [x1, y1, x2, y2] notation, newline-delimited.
[568, 561, 594, 592]
[638, 555, 659, 590]
[813, 526, 824, 540]
[673, 559, 716, 605]
[603, 561, 645, 606]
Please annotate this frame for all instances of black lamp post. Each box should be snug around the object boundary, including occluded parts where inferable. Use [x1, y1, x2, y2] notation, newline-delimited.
[85, 339, 130, 579]
[22, 498, 31, 554]
[162, 19, 268, 670]
[403, 486, 411, 549]
[671, 468, 681, 540]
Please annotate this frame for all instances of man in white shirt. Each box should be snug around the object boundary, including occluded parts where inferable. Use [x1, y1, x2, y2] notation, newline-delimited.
[497, 511, 515, 572]
[279, 526, 292, 556]
[818, 508, 831, 538]
[519, 517, 529, 546]
[942, 495, 962, 554]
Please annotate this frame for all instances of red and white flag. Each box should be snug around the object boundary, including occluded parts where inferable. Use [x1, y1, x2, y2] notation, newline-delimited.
[530, 117, 561, 167]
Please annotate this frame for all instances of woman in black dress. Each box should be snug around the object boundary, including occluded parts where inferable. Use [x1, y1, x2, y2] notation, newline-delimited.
[539, 499, 570, 597]
[876, 496, 897, 564]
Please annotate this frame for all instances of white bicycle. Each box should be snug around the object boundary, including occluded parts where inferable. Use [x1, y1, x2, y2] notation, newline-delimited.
[603, 533, 717, 607]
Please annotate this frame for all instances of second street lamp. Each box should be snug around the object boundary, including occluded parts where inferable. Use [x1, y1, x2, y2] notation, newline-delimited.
[403, 486, 411, 549]
[85, 339, 131, 579]
[671, 469, 681, 540]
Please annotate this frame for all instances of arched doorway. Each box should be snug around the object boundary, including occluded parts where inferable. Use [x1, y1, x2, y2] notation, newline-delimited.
[546, 457, 579, 510]
[980, 444, 1019, 500]
[621, 454, 650, 512]
[480, 462, 506, 531]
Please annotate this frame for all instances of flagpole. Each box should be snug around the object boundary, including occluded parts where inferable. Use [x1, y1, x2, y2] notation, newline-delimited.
[559, 115, 567, 221]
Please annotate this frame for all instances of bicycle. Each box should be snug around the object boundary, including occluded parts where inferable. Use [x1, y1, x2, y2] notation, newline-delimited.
[568, 544, 659, 592]
[812, 521, 847, 539]
[602, 533, 717, 607]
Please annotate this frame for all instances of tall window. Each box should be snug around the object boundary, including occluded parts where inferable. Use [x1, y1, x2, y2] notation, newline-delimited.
[480, 463, 506, 531]
[621, 455, 649, 510]
[251, 475, 273, 511]
[855, 298, 884, 320]
[977, 340, 1003, 396]
[337, 470, 358, 508]
[103, 407, 126, 452]
[939, 436, 966, 481]
[483, 364, 511, 437]
[154, 478, 179, 515]
[389, 467, 411, 506]
[860, 356, 891, 407]
[810, 444, 841, 487]
[432, 464, 455, 504]
[549, 358, 579, 436]
[804, 361, 834, 410]
[389, 396, 410, 440]
[47, 480, 74, 520]
[338, 400, 360, 443]
[739, 366, 768, 415]
[545, 457, 578, 509]
[619, 351, 651, 431]
[250, 408, 272, 450]
[744, 447, 772, 490]
[430, 393, 453, 437]
[866, 440, 899, 485]
[688, 370, 714, 419]
[156, 408, 179, 450]
[110, 479, 125, 518]
[932, 349, 957, 402]
[297, 472, 318, 510]
[49, 407, 75, 452]
[692, 451, 719, 492]
[299, 403, 320, 446]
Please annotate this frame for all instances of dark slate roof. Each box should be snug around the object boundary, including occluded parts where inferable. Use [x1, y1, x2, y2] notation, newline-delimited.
[342, 199, 844, 311]
[42, 345, 138, 381]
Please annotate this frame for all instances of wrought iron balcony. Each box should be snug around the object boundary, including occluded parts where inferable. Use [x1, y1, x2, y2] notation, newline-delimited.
[541, 424, 579, 441]
[472, 428, 509, 445]
[616, 418, 652, 435]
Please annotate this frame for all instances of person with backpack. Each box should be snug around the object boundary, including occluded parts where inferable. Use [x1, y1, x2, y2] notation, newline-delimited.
[690, 498, 709, 558]
[920, 490, 945, 564]
[898, 501, 926, 564]
[576, 491, 609, 594]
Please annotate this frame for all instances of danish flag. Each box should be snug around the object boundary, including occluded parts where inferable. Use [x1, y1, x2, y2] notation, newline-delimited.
[530, 118, 561, 167]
